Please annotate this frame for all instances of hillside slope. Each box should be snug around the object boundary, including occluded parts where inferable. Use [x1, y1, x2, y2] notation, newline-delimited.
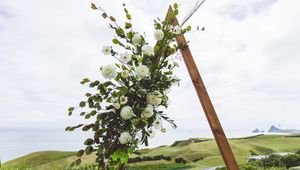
[3, 135, 300, 170]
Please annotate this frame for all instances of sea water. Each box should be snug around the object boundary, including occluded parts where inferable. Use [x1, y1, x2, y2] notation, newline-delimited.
[0, 128, 258, 162]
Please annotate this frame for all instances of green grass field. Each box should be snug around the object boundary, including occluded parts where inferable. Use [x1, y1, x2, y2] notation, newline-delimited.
[2, 135, 300, 170]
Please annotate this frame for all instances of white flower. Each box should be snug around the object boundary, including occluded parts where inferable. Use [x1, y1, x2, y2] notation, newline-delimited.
[147, 128, 155, 138]
[147, 91, 162, 106]
[166, 24, 173, 31]
[142, 45, 154, 56]
[132, 34, 142, 46]
[120, 106, 133, 120]
[101, 65, 117, 79]
[113, 102, 120, 109]
[121, 70, 130, 79]
[142, 104, 154, 118]
[119, 132, 131, 144]
[110, 97, 118, 103]
[120, 96, 128, 105]
[154, 30, 164, 41]
[136, 65, 149, 78]
[153, 119, 162, 129]
[119, 52, 131, 63]
[102, 46, 111, 55]
[173, 25, 182, 35]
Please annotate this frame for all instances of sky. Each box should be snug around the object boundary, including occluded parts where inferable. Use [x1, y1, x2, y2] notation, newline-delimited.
[0, 0, 300, 133]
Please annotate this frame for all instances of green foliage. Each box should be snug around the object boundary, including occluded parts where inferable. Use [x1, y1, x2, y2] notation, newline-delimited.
[249, 153, 300, 169]
[66, 2, 192, 170]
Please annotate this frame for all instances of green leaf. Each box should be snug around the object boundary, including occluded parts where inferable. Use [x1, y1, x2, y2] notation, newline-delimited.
[125, 22, 132, 29]
[68, 107, 74, 112]
[112, 38, 119, 44]
[75, 158, 82, 166]
[109, 16, 116, 22]
[76, 150, 84, 157]
[101, 13, 107, 18]
[90, 3, 97, 10]
[85, 93, 92, 97]
[85, 146, 94, 155]
[80, 78, 90, 84]
[173, 3, 178, 9]
[186, 25, 192, 31]
[126, 13, 132, 20]
[65, 126, 71, 131]
[84, 138, 94, 145]
[90, 110, 97, 116]
[84, 114, 91, 119]
[79, 101, 86, 107]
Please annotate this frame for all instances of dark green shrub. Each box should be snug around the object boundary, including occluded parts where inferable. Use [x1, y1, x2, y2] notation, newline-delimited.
[280, 154, 300, 168]
[175, 157, 187, 164]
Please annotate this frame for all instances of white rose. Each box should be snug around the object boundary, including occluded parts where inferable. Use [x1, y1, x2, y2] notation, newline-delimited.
[173, 25, 181, 35]
[147, 91, 162, 106]
[102, 46, 112, 55]
[142, 104, 154, 118]
[136, 65, 149, 78]
[119, 52, 131, 63]
[120, 96, 128, 105]
[121, 70, 130, 79]
[120, 106, 133, 120]
[142, 45, 154, 56]
[154, 30, 164, 41]
[119, 132, 131, 144]
[147, 128, 155, 138]
[113, 102, 120, 109]
[153, 119, 162, 129]
[132, 34, 142, 46]
[101, 64, 117, 79]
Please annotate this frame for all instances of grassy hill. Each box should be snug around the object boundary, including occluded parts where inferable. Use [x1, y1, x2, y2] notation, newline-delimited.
[2, 135, 300, 170]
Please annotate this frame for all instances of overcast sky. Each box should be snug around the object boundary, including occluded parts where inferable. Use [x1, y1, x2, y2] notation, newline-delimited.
[0, 0, 300, 132]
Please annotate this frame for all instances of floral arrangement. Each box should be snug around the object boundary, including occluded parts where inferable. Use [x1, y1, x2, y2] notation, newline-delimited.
[66, 2, 191, 169]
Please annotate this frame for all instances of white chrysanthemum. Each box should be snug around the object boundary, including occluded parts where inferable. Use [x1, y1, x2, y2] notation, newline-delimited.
[119, 52, 131, 63]
[147, 128, 155, 138]
[113, 102, 120, 109]
[132, 34, 142, 46]
[136, 65, 149, 78]
[120, 106, 133, 120]
[101, 65, 117, 79]
[147, 91, 162, 106]
[154, 30, 164, 41]
[102, 46, 111, 55]
[173, 25, 182, 35]
[121, 70, 130, 79]
[142, 45, 154, 56]
[142, 104, 154, 118]
[120, 96, 128, 105]
[119, 132, 131, 144]
[153, 119, 162, 129]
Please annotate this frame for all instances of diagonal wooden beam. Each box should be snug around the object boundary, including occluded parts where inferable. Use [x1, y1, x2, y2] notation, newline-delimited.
[165, 6, 239, 170]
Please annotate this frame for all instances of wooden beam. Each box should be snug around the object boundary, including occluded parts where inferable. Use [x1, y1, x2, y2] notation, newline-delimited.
[165, 6, 239, 170]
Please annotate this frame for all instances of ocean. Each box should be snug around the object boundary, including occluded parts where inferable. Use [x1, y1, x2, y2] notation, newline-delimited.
[0, 128, 257, 163]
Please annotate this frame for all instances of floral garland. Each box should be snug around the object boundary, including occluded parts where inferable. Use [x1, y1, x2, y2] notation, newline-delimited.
[66, 2, 191, 169]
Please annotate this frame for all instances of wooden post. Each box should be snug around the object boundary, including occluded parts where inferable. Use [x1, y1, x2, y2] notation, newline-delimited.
[165, 6, 239, 170]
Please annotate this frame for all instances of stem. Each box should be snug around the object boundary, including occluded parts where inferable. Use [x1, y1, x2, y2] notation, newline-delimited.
[119, 163, 125, 170]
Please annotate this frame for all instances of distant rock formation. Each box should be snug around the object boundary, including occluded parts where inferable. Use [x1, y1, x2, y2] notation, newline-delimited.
[268, 125, 300, 134]
[252, 128, 260, 133]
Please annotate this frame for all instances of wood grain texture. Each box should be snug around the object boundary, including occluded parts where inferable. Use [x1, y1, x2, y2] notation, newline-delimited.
[165, 6, 239, 170]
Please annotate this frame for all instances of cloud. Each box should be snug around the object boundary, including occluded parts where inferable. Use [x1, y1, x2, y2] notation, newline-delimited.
[0, 0, 299, 132]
